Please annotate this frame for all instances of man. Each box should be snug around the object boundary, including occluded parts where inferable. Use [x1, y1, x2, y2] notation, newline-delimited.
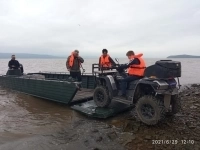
[118, 50, 146, 98]
[66, 50, 84, 82]
[8, 55, 20, 69]
[99, 49, 116, 69]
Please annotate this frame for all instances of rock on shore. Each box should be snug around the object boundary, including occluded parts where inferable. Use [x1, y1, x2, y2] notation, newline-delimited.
[0, 84, 199, 150]
[109, 84, 200, 150]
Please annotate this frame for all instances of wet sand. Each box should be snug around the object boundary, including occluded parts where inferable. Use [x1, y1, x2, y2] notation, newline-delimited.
[0, 85, 200, 150]
[0, 87, 126, 150]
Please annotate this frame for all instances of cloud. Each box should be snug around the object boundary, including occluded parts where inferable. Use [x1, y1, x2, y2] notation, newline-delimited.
[0, 0, 200, 58]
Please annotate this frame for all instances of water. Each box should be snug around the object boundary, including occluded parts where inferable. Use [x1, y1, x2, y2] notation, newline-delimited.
[0, 58, 200, 84]
[0, 88, 125, 150]
[0, 58, 200, 149]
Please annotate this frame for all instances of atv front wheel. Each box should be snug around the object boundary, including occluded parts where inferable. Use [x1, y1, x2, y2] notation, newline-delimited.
[135, 95, 165, 125]
[93, 86, 111, 107]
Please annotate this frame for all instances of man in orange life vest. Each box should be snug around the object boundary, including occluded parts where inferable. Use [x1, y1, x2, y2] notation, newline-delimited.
[66, 50, 84, 82]
[99, 49, 116, 69]
[118, 50, 146, 98]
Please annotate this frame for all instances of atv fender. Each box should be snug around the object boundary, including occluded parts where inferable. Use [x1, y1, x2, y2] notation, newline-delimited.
[131, 80, 157, 104]
[136, 79, 158, 91]
[97, 75, 118, 99]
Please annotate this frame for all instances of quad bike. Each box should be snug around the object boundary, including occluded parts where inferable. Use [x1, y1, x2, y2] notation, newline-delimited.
[92, 59, 182, 125]
[6, 63, 24, 76]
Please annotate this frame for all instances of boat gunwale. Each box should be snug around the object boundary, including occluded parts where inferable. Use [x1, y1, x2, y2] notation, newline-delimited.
[0, 75, 83, 84]
[28, 71, 94, 76]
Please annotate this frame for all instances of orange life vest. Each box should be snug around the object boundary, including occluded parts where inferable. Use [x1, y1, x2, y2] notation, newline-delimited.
[69, 52, 81, 67]
[128, 53, 146, 76]
[100, 54, 111, 67]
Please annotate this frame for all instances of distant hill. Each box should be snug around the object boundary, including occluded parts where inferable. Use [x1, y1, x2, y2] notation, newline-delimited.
[167, 54, 200, 58]
[0, 53, 65, 59]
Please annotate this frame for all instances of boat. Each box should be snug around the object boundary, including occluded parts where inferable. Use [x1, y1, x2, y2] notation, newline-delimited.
[0, 68, 131, 118]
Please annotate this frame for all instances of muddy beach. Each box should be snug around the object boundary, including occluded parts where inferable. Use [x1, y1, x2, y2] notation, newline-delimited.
[0, 85, 200, 150]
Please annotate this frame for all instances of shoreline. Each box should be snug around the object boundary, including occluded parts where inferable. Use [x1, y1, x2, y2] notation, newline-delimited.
[0, 84, 200, 150]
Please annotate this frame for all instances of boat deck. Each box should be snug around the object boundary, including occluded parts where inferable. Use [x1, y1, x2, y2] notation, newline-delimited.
[72, 88, 94, 102]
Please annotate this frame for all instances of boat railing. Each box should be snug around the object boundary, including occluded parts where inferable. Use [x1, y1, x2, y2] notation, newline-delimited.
[92, 63, 117, 75]
[29, 71, 93, 76]
[1, 74, 81, 84]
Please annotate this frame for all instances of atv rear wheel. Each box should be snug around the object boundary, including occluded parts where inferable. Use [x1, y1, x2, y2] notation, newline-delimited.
[135, 95, 165, 125]
[93, 86, 111, 107]
[171, 95, 182, 114]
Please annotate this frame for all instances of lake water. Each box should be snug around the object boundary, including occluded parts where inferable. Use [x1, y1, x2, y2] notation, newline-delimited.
[0, 58, 199, 150]
[0, 58, 199, 85]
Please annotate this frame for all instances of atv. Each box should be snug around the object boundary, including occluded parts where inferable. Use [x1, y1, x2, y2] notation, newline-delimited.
[92, 59, 182, 125]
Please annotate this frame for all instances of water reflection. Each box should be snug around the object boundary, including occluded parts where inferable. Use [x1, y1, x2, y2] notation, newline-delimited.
[0, 89, 78, 134]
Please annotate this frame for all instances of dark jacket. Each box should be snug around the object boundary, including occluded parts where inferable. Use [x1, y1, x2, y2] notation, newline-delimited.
[119, 58, 140, 69]
[66, 56, 84, 72]
[8, 59, 20, 69]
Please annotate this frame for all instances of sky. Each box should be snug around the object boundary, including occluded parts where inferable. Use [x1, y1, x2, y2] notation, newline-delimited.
[0, 0, 200, 58]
